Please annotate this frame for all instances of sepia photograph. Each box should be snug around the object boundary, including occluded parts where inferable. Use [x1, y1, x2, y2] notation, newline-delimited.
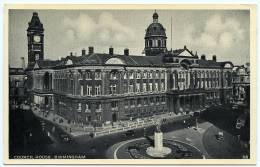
[4, 4, 256, 165]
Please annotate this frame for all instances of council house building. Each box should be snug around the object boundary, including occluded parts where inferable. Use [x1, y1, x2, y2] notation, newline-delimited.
[25, 11, 234, 127]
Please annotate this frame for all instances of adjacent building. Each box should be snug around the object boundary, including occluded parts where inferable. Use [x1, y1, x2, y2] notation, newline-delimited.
[232, 63, 250, 105]
[9, 59, 28, 108]
[25, 11, 234, 127]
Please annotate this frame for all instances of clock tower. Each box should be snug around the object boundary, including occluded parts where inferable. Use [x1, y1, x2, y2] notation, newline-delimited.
[27, 12, 44, 67]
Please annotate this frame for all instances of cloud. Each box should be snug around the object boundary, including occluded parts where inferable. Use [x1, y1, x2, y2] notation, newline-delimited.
[61, 12, 135, 47]
[183, 14, 245, 50]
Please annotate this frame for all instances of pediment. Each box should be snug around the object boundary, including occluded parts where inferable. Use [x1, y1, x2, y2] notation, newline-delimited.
[65, 59, 73, 65]
[105, 58, 125, 65]
[179, 50, 194, 57]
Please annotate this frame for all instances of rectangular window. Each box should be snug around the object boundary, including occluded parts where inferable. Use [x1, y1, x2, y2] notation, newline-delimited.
[78, 73, 83, 80]
[155, 72, 159, 79]
[136, 72, 141, 79]
[156, 97, 160, 104]
[123, 73, 127, 79]
[95, 72, 101, 80]
[96, 103, 101, 110]
[123, 83, 128, 93]
[70, 80, 74, 94]
[110, 84, 117, 94]
[148, 72, 152, 79]
[155, 83, 158, 91]
[161, 97, 166, 103]
[150, 97, 154, 104]
[161, 72, 165, 79]
[129, 84, 134, 93]
[77, 103, 82, 112]
[144, 98, 148, 105]
[110, 73, 117, 80]
[161, 82, 165, 91]
[35, 54, 40, 60]
[137, 98, 142, 106]
[130, 99, 135, 107]
[15, 81, 20, 87]
[80, 85, 84, 96]
[97, 115, 101, 121]
[149, 83, 153, 92]
[143, 83, 147, 92]
[95, 85, 101, 95]
[124, 100, 128, 108]
[111, 101, 118, 109]
[129, 72, 134, 79]
[85, 103, 91, 113]
[86, 116, 91, 122]
[136, 83, 140, 93]
[86, 85, 92, 96]
[143, 72, 147, 79]
[86, 72, 91, 80]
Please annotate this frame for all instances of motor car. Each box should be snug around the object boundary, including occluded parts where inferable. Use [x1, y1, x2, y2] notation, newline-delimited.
[232, 105, 239, 110]
[236, 118, 246, 129]
[216, 132, 224, 141]
[60, 134, 72, 143]
[123, 130, 135, 137]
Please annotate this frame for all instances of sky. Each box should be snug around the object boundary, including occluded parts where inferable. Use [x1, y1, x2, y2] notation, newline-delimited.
[9, 9, 250, 67]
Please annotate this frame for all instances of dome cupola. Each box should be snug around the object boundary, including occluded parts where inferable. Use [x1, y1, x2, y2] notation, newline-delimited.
[144, 11, 167, 56]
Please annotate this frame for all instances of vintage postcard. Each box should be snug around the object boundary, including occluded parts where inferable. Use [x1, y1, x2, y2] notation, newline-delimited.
[4, 4, 256, 165]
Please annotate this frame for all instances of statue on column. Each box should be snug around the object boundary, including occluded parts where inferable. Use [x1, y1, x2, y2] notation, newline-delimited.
[155, 122, 162, 133]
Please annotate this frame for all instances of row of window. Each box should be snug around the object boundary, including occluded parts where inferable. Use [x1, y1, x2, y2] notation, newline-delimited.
[125, 82, 165, 93]
[54, 71, 166, 80]
[125, 96, 166, 107]
[145, 39, 166, 48]
[75, 96, 166, 113]
[206, 92, 220, 99]
[78, 82, 166, 96]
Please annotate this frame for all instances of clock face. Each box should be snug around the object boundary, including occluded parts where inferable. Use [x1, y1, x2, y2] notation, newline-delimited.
[33, 35, 41, 43]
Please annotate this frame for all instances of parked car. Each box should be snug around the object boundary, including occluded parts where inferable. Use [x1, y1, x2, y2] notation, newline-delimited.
[60, 134, 72, 143]
[236, 114, 246, 129]
[123, 130, 135, 137]
[232, 104, 239, 110]
[216, 131, 224, 141]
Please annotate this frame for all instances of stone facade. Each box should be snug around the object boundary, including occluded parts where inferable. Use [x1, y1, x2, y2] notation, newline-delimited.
[26, 12, 234, 127]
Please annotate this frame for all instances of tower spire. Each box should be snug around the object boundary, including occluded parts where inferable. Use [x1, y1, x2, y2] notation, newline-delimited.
[153, 10, 158, 23]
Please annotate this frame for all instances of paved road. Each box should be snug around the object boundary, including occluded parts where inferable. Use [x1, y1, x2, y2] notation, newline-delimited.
[10, 104, 249, 159]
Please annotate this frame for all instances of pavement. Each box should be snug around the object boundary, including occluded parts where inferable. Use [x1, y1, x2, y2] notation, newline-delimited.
[32, 105, 193, 138]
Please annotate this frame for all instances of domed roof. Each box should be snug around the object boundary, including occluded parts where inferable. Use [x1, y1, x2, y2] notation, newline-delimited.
[145, 11, 166, 38]
[145, 22, 166, 38]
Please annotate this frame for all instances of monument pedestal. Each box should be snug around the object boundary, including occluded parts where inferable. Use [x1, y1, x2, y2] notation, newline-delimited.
[146, 131, 172, 158]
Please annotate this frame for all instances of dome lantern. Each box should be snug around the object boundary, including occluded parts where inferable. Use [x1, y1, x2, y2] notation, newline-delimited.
[153, 10, 159, 23]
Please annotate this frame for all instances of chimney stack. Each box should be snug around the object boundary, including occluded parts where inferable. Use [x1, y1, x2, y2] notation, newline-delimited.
[82, 48, 86, 56]
[124, 48, 129, 56]
[21, 57, 25, 70]
[109, 47, 114, 55]
[201, 55, 206, 60]
[212, 55, 217, 62]
[88, 46, 94, 54]
[70, 52, 73, 56]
